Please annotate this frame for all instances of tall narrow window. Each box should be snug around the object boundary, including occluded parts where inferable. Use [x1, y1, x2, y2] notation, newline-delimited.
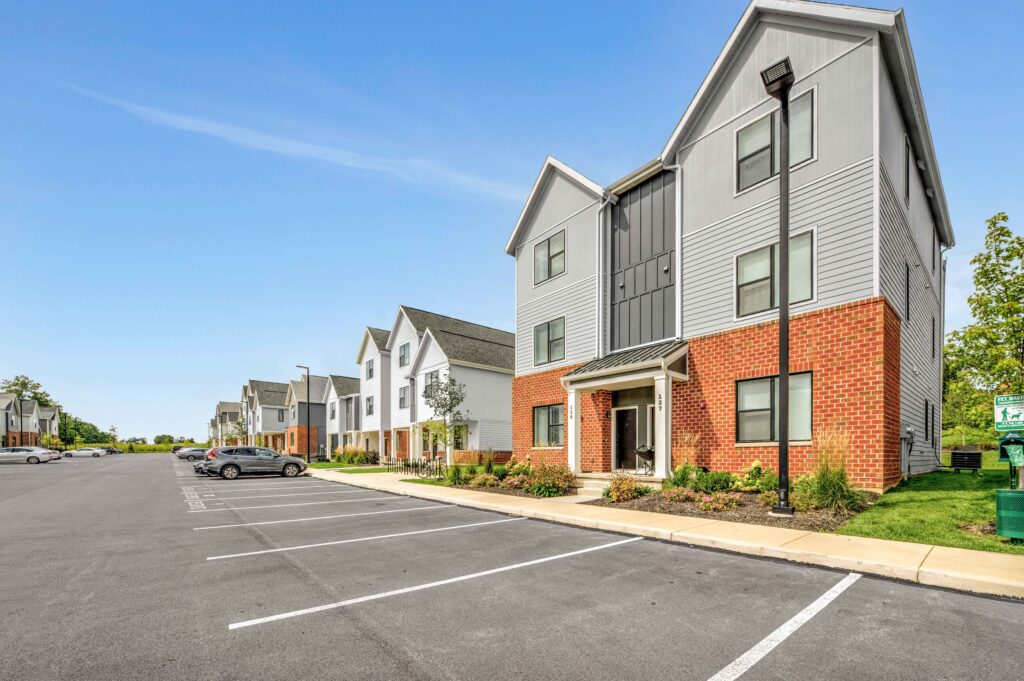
[366, 359, 374, 380]
[904, 136, 911, 205]
[736, 232, 813, 317]
[932, 230, 937, 273]
[736, 373, 812, 442]
[533, 404, 564, 447]
[366, 397, 374, 416]
[399, 343, 410, 367]
[905, 262, 911, 321]
[736, 91, 813, 191]
[534, 317, 566, 365]
[329, 402, 336, 420]
[399, 386, 408, 409]
[932, 317, 936, 359]
[924, 400, 931, 442]
[534, 230, 566, 284]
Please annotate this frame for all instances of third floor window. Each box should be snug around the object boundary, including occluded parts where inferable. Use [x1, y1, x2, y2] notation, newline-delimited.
[736, 90, 813, 192]
[534, 230, 566, 284]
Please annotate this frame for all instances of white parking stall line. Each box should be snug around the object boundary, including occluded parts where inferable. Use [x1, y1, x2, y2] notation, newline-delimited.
[193, 485, 338, 494]
[207, 517, 524, 561]
[182, 481, 328, 490]
[706, 572, 862, 681]
[196, 490, 368, 501]
[188, 496, 398, 513]
[193, 504, 453, 531]
[228, 536, 642, 630]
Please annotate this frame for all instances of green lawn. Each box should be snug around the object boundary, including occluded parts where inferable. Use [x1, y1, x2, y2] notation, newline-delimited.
[401, 477, 449, 486]
[837, 452, 1022, 555]
[307, 462, 369, 469]
[335, 467, 389, 474]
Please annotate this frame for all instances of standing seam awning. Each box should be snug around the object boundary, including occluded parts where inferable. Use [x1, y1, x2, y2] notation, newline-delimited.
[563, 340, 688, 382]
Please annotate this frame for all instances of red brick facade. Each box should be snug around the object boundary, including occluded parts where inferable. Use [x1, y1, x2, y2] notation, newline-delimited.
[512, 298, 903, 491]
[284, 425, 318, 455]
[5, 432, 40, 447]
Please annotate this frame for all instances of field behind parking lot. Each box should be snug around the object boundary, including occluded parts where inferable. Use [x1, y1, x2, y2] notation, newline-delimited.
[1, 455, 1022, 680]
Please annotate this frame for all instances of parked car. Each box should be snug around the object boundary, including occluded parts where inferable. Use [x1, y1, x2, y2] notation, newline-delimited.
[65, 447, 106, 457]
[198, 446, 306, 479]
[176, 447, 207, 462]
[103, 447, 123, 454]
[171, 445, 187, 454]
[0, 447, 56, 464]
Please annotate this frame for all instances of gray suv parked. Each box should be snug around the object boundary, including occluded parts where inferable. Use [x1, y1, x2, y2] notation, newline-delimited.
[199, 447, 306, 480]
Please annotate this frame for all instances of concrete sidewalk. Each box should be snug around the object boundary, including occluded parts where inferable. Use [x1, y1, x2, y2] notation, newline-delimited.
[309, 469, 1024, 599]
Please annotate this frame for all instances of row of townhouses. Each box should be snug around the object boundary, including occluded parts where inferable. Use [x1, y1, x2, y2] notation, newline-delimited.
[1, 393, 60, 447]
[207, 0, 952, 492]
[507, 0, 952, 492]
[208, 305, 515, 462]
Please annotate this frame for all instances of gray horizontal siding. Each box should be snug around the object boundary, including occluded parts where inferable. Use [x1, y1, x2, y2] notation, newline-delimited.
[475, 419, 512, 451]
[682, 158, 875, 339]
[879, 162, 943, 474]
[516, 275, 597, 376]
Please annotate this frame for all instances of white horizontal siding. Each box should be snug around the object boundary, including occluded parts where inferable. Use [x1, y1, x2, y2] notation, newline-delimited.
[473, 419, 513, 451]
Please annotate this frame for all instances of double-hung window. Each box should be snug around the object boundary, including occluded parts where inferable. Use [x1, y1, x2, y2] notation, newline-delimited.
[534, 230, 566, 284]
[736, 91, 813, 192]
[533, 317, 565, 365]
[905, 263, 911, 321]
[533, 404, 564, 448]
[423, 370, 440, 398]
[736, 373, 812, 442]
[366, 397, 374, 416]
[366, 359, 374, 380]
[329, 402, 336, 420]
[399, 343, 410, 367]
[277, 409, 284, 422]
[399, 386, 408, 409]
[736, 232, 813, 317]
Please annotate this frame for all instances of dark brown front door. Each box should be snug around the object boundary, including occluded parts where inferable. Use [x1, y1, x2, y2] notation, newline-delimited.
[615, 409, 638, 470]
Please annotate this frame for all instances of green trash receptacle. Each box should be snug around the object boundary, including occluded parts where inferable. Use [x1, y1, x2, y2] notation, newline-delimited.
[996, 489, 1024, 540]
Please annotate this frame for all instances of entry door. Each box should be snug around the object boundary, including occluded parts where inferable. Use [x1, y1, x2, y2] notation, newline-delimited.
[615, 409, 639, 470]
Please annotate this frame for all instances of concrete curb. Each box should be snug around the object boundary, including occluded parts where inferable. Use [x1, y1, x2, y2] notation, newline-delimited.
[311, 469, 1024, 599]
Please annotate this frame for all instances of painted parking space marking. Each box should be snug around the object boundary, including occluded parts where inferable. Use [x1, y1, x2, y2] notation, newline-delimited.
[228, 536, 642, 630]
[207, 517, 524, 561]
[188, 495, 399, 513]
[195, 485, 337, 495]
[196, 490, 368, 501]
[706, 572, 862, 681]
[193, 504, 454, 530]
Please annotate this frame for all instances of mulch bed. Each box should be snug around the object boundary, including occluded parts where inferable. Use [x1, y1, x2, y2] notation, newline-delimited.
[450, 484, 577, 498]
[584, 492, 869, 533]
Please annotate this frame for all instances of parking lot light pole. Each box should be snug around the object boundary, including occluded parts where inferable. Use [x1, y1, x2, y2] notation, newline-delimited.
[296, 365, 310, 464]
[761, 57, 795, 516]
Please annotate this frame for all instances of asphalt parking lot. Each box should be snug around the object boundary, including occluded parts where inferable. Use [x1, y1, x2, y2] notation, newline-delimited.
[1, 455, 1022, 681]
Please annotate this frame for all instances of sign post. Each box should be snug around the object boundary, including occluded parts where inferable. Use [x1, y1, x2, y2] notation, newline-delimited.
[995, 395, 1024, 432]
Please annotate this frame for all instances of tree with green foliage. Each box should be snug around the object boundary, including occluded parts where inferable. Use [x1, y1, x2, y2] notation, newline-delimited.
[944, 213, 1024, 441]
[421, 372, 468, 465]
[154, 434, 174, 444]
[1, 375, 58, 408]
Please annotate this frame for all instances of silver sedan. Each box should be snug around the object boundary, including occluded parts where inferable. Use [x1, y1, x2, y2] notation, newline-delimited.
[0, 447, 55, 464]
[64, 448, 106, 458]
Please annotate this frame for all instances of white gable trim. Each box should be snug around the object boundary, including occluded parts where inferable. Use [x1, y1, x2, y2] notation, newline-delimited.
[408, 328, 448, 376]
[504, 156, 603, 255]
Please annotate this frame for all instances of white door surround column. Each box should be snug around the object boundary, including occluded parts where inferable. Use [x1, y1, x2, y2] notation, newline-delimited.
[653, 375, 672, 479]
[567, 388, 581, 473]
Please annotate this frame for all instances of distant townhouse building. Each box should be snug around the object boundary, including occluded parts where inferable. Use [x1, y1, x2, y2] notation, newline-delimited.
[505, 0, 952, 491]
[386, 305, 514, 463]
[38, 406, 60, 445]
[211, 401, 242, 447]
[325, 375, 360, 456]
[4, 398, 42, 447]
[354, 327, 392, 456]
[0, 394, 16, 446]
[284, 375, 329, 458]
[249, 382, 289, 452]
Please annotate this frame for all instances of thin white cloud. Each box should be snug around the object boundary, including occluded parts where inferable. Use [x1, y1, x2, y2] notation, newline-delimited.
[66, 85, 524, 202]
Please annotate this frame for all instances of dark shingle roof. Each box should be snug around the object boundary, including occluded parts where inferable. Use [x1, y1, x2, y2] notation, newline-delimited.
[367, 327, 390, 350]
[289, 375, 330, 404]
[429, 330, 515, 371]
[329, 375, 360, 397]
[216, 401, 241, 415]
[400, 306, 514, 347]
[563, 340, 687, 379]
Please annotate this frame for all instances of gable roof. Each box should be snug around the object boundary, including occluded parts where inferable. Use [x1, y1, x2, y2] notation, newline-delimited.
[216, 401, 241, 415]
[329, 375, 360, 398]
[393, 305, 514, 348]
[415, 328, 516, 374]
[253, 383, 288, 408]
[356, 326, 392, 365]
[287, 375, 330, 405]
[0, 394, 16, 411]
[39, 406, 58, 419]
[504, 155, 604, 255]
[658, 0, 953, 246]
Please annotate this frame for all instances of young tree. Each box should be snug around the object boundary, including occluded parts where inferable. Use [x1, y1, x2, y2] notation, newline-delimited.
[108, 426, 118, 446]
[1, 375, 57, 408]
[421, 372, 468, 465]
[154, 434, 174, 444]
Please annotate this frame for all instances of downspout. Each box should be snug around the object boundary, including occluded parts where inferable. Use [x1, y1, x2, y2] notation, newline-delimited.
[662, 152, 683, 340]
[595, 191, 618, 359]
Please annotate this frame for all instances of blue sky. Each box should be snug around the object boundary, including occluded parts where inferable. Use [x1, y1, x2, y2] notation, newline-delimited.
[2, 1, 1021, 440]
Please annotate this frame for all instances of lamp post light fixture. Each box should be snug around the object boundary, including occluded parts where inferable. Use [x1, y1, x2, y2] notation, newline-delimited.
[296, 365, 311, 464]
[761, 57, 795, 516]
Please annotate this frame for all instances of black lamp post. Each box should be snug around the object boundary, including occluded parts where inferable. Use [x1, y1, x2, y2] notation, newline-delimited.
[296, 365, 310, 463]
[761, 57, 795, 516]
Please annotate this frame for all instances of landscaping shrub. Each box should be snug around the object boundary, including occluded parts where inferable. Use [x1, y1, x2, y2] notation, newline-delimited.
[462, 464, 477, 476]
[665, 462, 699, 489]
[501, 473, 530, 490]
[468, 473, 499, 488]
[505, 453, 532, 478]
[736, 460, 779, 493]
[635, 484, 654, 498]
[800, 429, 865, 513]
[493, 464, 508, 481]
[525, 464, 576, 497]
[661, 487, 697, 503]
[693, 471, 737, 493]
[483, 455, 494, 475]
[604, 473, 646, 503]
[696, 492, 743, 512]
[446, 464, 466, 486]
[672, 432, 701, 470]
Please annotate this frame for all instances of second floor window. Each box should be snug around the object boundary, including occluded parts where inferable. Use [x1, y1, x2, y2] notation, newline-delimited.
[423, 370, 440, 397]
[367, 359, 374, 380]
[399, 343, 410, 367]
[736, 90, 813, 192]
[277, 409, 284, 421]
[290, 406, 296, 420]
[736, 372, 812, 443]
[534, 317, 565, 365]
[399, 386, 409, 409]
[329, 401, 336, 420]
[736, 231, 812, 317]
[534, 230, 566, 284]
[366, 397, 374, 416]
